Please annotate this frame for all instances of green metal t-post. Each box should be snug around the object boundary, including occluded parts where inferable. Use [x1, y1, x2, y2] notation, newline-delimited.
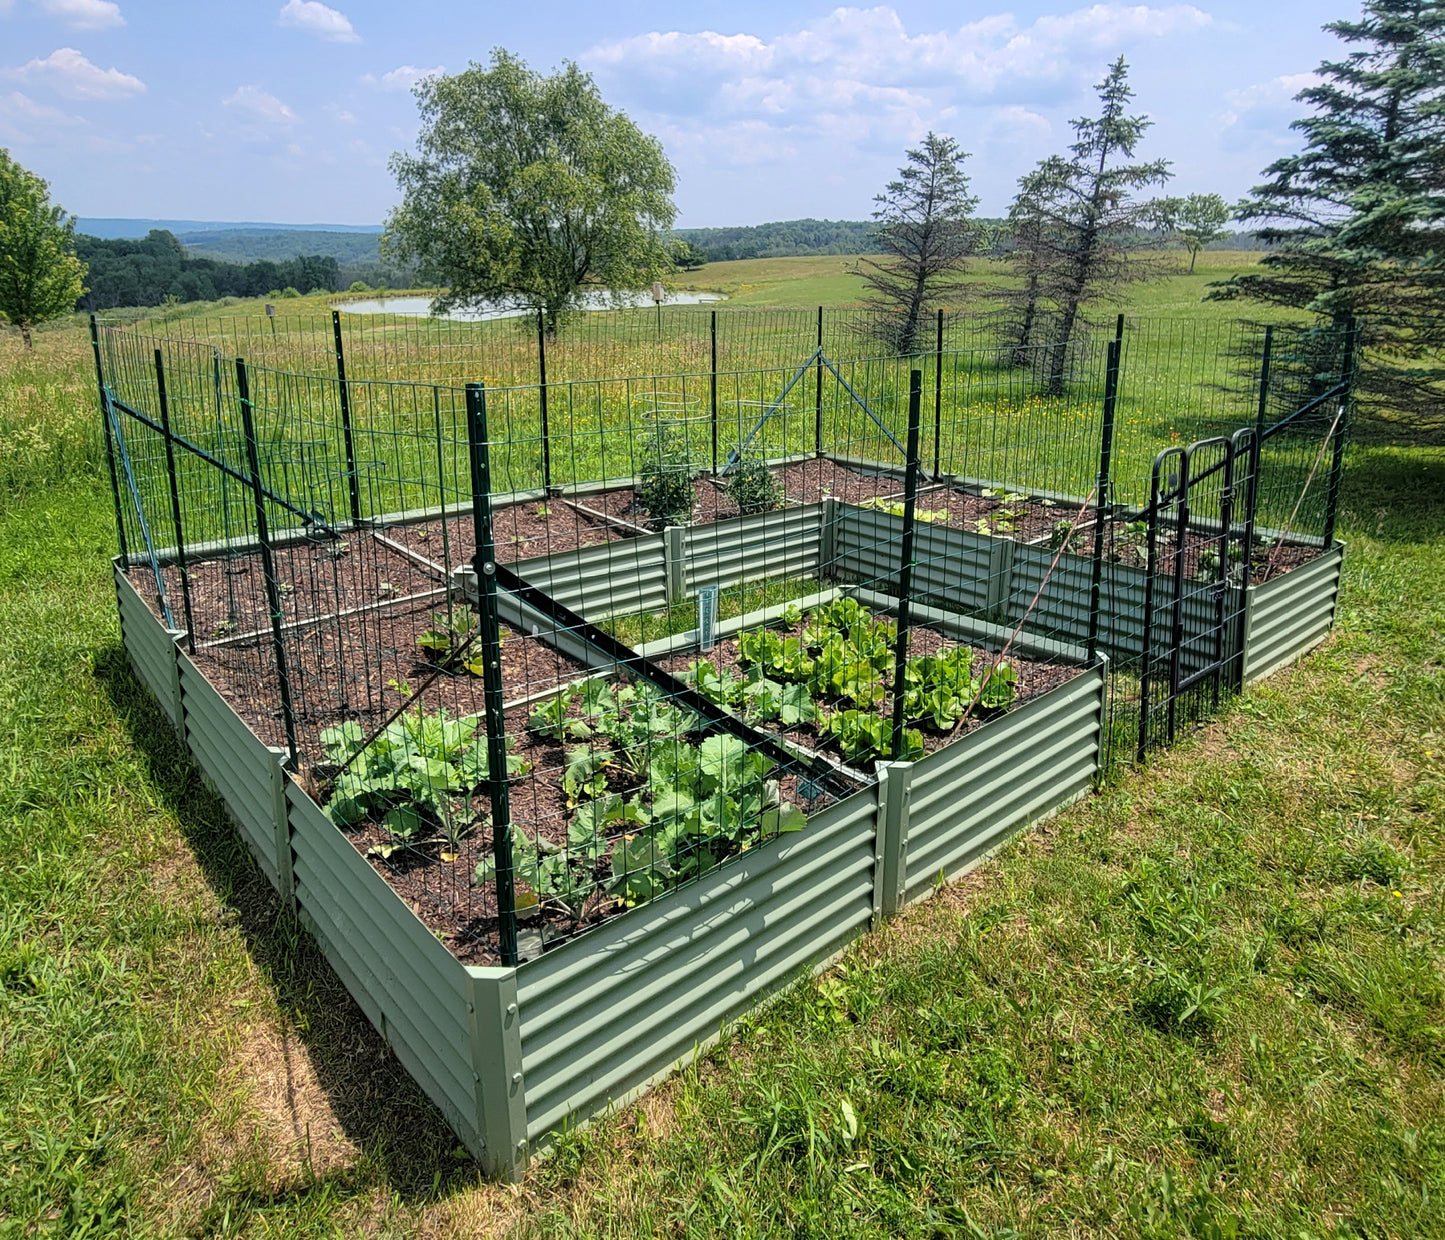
[889, 371, 923, 760]
[536, 310, 553, 493]
[466, 382, 519, 967]
[236, 359, 299, 767]
[932, 307, 944, 480]
[330, 310, 363, 526]
[154, 348, 196, 652]
[89, 315, 130, 564]
[1084, 332, 1123, 664]
[710, 309, 719, 475]
[814, 306, 824, 457]
[1322, 316, 1357, 550]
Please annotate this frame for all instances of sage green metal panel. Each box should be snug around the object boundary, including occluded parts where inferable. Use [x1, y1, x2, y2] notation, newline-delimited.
[514, 788, 879, 1141]
[114, 566, 183, 730]
[176, 652, 281, 889]
[1243, 546, 1344, 684]
[832, 505, 995, 614]
[466, 968, 528, 1180]
[904, 668, 1105, 904]
[682, 504, 825, 595]
[510, 534, 668, 619]
[286, 783, 488, 1157]
[874, 763, 911, 921]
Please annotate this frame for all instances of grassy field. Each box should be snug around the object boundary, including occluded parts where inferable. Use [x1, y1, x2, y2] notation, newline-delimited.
[681, 249, 1274, 316]
[2, 288, 1442, 1237]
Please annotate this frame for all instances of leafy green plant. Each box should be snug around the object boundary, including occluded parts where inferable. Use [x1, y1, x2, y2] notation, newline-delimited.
[416, 610, 485, 675]
[860, 497, 950, 523]
[724, 455, 783, 515]
[1111, 520, 1150, 566]
[527, 689, 592, 742]
[742, 677, 818, 728]
[320, 711, 527, 857]
[637, 419, 695, 529]
[822, 710, 922, 764]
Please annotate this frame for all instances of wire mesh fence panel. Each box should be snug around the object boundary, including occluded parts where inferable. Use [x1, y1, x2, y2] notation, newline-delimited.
[91, 309, 1358, 966]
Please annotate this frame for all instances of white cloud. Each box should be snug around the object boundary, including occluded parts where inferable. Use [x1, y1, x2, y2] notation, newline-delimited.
[39, 0, 124, 30]
[369, 63, 443, 92]
[223, 84, 298, 126]
[277, 0, 358, 43]
[1218, 71, 1318, 153]
[0, 88, 82, 122]
[4, 47, 145, 99]
[585, 4, 1213, 120]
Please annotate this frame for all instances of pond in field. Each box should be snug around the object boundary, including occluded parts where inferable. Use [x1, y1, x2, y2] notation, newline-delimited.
[336, 290, 726, 321]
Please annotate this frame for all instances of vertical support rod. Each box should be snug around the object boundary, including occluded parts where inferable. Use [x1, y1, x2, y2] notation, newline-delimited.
[330, 310, 362, 526]
[709, 309, 719, 475]
[1165, 451, 1193, 748]
[932, 307, 944, 480]
[465, 382, 518, 968]
[1211, 443, 1238, 710]
[89, 315, 129, 563]
[1137, 451, 1171, 762]
[1322, 316, 1356, 549]
[813, 305, 824, 457]
[1234, 326, 1273, 688]
[1084, 335, 1122, 663]
[236, 359, 299, 767]
[154, 349, 196, 652]
[536, 310, 553, 493]
[889, 371, 923, 760]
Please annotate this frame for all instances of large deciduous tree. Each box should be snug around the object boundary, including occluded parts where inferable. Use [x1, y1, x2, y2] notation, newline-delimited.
[0, 149, 86, 348]
[856, 132, 979, 356]
[384, 50, 677, 332]
[998, 58, 1173, 393]
[1211, 0, 1445, 439]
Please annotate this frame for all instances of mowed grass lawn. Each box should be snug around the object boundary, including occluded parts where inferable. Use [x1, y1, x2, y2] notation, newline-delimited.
[1, 315, 1443, 1237]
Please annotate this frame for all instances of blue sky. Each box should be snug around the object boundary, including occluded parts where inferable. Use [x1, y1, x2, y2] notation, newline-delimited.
[0, 0, 1348, 227]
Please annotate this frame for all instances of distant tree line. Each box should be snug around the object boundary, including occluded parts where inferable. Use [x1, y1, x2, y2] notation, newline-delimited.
[73, 230, 350, 310]
[674, 219, 885, 263]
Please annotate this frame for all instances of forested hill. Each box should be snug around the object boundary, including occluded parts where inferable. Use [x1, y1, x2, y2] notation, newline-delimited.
[72, 230, 411, 310]
[675, 219, 883, 262]
[177, 228, 384, 265]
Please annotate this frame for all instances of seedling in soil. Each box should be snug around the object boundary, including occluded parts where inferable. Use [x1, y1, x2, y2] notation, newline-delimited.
[416, 610, 485, 675]
[860, 497, 950, 523]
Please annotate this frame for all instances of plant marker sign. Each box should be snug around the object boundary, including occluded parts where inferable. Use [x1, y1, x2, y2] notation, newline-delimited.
[698, 585, 719, 651]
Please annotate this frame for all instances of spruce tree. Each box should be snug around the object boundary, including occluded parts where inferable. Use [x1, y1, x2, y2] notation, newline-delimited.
[1213, 0, 1445, 436]
[993, 59, 1172, 393]
[856, 133, 979, 356]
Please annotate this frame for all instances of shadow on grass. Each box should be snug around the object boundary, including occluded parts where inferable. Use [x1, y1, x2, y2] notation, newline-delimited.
[1339, 444, 1445, 544]
[94, 643, 484, 1218]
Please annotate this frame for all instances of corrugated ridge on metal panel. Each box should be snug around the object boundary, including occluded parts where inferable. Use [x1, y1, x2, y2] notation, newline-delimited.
[288, 791, 477, 1116]
[288, 787, 468, 1007]
[288, 848, 472, 1054]
[516, 833, 876, 1117]
[116, 575, 179, 721]
[520, 833, 873, 1065]
[517, 791, 877, 1019]
[1244, 553, 1342, 681]
[290, 882, 480, 1149]
[517, 796, 877, 1123]
[907, 710, 1100, 854]
[907, 748, 1098, 896]
[291, 863, 478, 1120]
[522, 873, 874, 1135]
[905, 675, 1100, 824]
